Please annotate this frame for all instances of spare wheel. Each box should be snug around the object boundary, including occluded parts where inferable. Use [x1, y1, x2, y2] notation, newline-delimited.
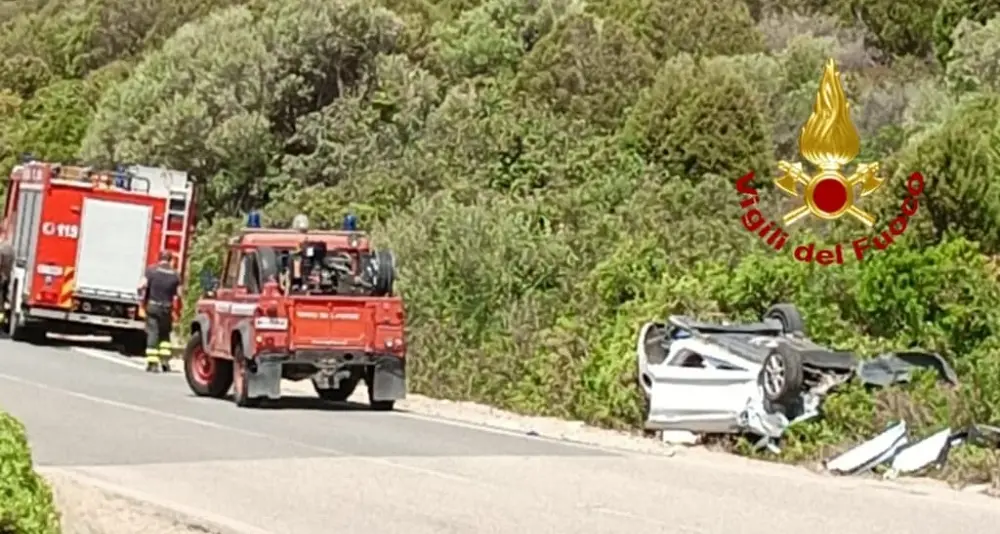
[366, 249, 395, 296]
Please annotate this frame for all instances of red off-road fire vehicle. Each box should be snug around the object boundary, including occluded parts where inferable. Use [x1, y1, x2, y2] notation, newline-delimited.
[183, 213, 405, 409]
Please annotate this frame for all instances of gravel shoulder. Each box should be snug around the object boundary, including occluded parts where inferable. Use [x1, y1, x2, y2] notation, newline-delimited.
[43, 469, 227, 534]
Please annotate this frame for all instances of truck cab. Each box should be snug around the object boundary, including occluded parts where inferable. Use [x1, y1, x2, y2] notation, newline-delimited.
[183, 213, 406, 410]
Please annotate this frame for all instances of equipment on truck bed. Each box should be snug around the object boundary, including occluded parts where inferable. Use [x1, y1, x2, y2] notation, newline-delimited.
[0, 158, 196, 354]
[183, 213, 405, 409]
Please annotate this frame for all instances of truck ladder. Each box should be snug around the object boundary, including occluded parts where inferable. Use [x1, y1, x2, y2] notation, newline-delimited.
[161, 186, 192, 268]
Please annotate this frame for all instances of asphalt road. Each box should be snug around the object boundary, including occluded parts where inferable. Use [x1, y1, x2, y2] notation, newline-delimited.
[2, 338, 1000, 534]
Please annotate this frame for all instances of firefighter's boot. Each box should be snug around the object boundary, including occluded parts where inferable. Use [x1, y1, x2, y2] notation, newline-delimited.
[145, 348, 161, 373]
[158, 341, 172, 372]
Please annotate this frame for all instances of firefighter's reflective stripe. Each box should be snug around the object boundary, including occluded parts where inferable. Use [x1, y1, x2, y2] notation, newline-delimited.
[145, 347, 160, 363]
[58, 267, 75, 308]
[157, 341, 172, 357]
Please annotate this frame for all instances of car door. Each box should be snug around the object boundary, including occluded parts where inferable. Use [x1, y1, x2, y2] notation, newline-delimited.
[643, 341, 760, 434]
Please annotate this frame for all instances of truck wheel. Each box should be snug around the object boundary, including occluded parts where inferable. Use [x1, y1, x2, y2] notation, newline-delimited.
[365, 368, 395, 411]
[313, 376, 359, 402]
[183, 333, 232, 398]
[120, 332, 147, 357]
[9, 313, 39, 343]
[364, 249, 395, 297]
[232, 344, 262, 408]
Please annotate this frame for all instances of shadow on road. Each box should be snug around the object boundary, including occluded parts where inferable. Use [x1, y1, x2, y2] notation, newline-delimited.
[221, 395, 384, 412]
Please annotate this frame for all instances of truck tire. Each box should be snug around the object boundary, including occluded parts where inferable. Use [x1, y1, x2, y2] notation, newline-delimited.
[119, 331, 147, 357]
[8, 313, 39, 343]
[183, 333, 232, 398]
[365, 249, 395, 297]
[231, 343, 262, 408]
[365, 368, 395, 411]
[313, 376, 359, 402]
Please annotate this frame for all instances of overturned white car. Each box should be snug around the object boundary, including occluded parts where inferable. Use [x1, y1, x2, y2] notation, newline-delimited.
[636, 304, 958, 448]
[637, 304, 864, 444]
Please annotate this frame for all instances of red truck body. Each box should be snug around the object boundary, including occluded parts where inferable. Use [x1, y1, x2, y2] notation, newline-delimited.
[185, 227, 406, 409]
[1, 161, 196, 350]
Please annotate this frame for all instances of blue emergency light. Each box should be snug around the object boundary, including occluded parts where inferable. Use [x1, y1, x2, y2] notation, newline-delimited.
[247, 210, 262, 228]
[114, 165, 127, 188]
[343, 214, 357, 231]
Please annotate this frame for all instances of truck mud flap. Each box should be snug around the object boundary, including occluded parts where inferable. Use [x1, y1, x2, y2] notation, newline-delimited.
[370, 357, 406, 401]
[247, 359, 282, 400]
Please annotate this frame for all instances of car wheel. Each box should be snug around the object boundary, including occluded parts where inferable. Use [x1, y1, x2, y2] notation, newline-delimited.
[761, 345, 804, 406]
[183, 333, 232, 398]
[763, 303, 807, 336]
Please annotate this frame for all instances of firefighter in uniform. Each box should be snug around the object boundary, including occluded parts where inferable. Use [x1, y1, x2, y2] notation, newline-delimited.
[0, 236, 13, 324]
[138, 251, 182, 373]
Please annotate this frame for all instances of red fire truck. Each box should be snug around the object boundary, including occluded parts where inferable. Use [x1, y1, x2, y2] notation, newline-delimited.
[0, 160, 196, 353]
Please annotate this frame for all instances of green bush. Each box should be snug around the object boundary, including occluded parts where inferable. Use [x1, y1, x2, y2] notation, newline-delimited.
[622, 54, 774, 179]
[598, 0, 766, 60]
[893, 92, 1000, 255]
[0, 412, 60, 534]
[934, 0, 1000, 65]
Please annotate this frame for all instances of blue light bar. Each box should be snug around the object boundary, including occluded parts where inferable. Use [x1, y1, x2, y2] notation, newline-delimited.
[114, 165, 127, 189]
[343, 214, 357, 231]
[247, 210, 262, 228]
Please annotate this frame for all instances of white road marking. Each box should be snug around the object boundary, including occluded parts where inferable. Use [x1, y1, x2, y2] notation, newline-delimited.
[72, 347, 145, 370]
[68, 346, 622, 455]
[0, 372, 479, 485]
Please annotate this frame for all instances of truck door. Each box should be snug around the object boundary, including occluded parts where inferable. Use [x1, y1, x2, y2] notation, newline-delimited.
[211, 248, 252, 357]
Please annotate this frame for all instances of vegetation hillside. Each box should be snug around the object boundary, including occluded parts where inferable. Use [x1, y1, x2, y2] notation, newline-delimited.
[2, 0, 1000, 485]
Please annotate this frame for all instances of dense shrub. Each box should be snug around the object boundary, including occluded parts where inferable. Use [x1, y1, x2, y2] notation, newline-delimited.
[622, 54, 774, 178]
[0, 412, 60, 534]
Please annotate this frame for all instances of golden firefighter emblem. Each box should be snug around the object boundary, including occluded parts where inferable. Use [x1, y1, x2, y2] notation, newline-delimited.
[775, 59, 884, 227]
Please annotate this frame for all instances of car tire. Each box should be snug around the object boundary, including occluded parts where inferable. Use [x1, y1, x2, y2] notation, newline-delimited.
[314, 376, 360, 402]
[761, 345, 804, 407]
[763, 303, 807, 336]
[183, 333, 232, 398]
